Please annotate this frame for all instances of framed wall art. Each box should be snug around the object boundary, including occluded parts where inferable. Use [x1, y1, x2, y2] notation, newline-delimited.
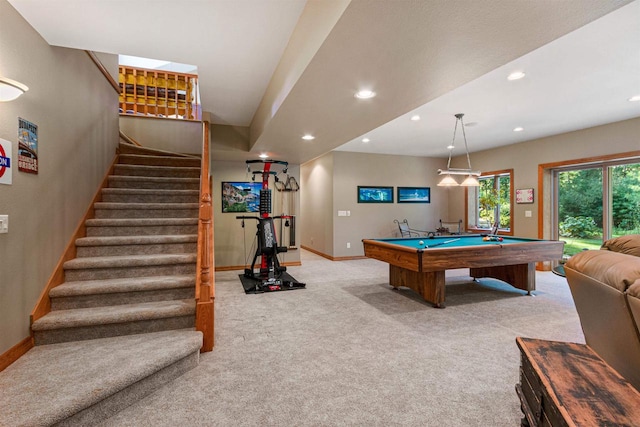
[357, 186, 394, 203]
[222, 181, 263, 213]
[516, 188, 534, 204]
[397, 187, 430, 203]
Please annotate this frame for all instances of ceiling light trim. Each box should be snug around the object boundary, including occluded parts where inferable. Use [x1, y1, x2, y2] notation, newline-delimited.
[0, 77, 29, 102]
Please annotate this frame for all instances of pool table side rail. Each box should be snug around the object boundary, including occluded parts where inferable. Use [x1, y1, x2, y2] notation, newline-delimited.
[417, 240, 564, 271]
[363, 239, 564, 272]
[362, 239, 423, 272]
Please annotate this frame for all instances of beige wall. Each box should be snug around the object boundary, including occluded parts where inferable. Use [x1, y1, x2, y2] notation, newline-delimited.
[0, 0, 119, 354]
[300, 153, 335, 255]
[301, 119, 639, 258]
[301, 152, 449, 258]
[212, 160, 301, 268]
[120, 116, 202, 155]
[448, 118, 640, 239]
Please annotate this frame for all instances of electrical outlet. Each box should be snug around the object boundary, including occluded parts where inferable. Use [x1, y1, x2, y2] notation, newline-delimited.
[0, 215, 8, 233]
[347, 242, 351, 248]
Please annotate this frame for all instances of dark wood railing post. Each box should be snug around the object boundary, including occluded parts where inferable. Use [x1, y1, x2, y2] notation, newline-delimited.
[195, 121, 214, 351]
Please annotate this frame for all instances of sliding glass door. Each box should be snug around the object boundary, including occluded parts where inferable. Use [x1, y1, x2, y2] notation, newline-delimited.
[553, 160, 640, 257]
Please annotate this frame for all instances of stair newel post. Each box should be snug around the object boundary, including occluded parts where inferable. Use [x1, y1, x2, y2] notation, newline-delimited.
[196, 121, 214, 351]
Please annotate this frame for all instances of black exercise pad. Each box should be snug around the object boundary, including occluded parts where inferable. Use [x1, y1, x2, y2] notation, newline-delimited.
[238, 272, 306, 294]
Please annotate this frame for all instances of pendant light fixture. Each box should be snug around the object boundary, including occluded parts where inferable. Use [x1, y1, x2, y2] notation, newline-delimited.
[437, 113, 480, 187]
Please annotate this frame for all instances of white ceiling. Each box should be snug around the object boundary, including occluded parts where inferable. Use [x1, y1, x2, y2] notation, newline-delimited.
[8, 0, 640, 164]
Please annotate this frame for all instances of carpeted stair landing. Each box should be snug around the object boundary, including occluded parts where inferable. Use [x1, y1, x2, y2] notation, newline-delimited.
[0, 330, 202, 426]
[0, 143, 205, 425]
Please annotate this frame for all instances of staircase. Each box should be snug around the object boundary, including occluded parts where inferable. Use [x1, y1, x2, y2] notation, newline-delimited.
[0, 143, 206, 426]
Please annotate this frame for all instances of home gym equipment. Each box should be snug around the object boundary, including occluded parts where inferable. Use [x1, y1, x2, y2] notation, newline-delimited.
[236, 159, 305, 293]
[274, 172, 299, 249]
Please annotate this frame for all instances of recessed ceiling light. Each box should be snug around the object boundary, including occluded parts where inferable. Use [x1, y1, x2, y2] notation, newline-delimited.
[629, 95, 640, 102]
[302, 134, 315, 141]
[507, 71, 526, 81]
[259, 153, 269, 159]
[513, 127, 524, 132]
[354, 90, 376, 99]
[362, 138, 370, 143]
[411, 115, 420, 121]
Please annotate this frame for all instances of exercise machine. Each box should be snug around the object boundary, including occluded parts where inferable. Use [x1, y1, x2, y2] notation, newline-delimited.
[236, 159, 305, 293]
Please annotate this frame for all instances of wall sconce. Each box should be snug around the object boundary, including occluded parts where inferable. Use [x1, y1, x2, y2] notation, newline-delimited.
[437, 113, 480, 187]
[0, 77, 29, 102]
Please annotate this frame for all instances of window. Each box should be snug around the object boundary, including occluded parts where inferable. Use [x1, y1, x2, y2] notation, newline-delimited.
[552, 159, 640, 257]
[466, 169, 513, 234]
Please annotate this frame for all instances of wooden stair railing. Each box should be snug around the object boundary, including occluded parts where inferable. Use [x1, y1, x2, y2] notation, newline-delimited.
[119, 130, 143, 147]
[195, 121, 214, 351]
[85, 50, 120, 94]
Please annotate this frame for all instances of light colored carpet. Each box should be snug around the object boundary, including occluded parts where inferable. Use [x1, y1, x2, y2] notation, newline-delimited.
[100, 249, 584, 427]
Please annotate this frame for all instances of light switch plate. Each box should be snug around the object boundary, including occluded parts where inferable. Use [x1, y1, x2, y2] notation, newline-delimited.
[0, 215, 8, 233]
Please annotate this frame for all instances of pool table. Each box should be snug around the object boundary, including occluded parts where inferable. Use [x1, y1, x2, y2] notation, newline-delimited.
[362, 235, 564, 307]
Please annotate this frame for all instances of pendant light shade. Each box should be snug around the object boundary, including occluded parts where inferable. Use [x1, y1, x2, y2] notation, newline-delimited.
[437, 174, 459, 186]
[437, 113, 480, 187]
[460, 175, 480, 187]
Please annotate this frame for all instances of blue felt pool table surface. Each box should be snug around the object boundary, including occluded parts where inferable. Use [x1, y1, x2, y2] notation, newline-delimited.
[376, 235, 542, 249]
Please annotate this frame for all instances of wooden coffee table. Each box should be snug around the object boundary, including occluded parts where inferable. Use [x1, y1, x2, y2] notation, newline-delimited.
[516, 337, 640, 426]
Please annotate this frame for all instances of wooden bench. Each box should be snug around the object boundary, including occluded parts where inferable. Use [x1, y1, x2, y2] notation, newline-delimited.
[516, 337, 640, 426]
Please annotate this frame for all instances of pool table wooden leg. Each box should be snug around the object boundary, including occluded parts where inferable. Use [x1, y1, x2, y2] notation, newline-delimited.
[470, 262, 536, 294]
[389, 265, 446, 307]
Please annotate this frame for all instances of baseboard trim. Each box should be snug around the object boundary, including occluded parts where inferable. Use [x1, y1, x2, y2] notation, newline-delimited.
[30, 154, 119, 324]
[0, 336, 33, 372]
[215, 261, 302, 272]
[300, 245, 367, 261]
[332, 255, 369, 261]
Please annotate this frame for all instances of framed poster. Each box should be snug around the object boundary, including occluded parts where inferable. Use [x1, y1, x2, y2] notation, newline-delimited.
[357, 186, 393, 203]
[18, 117, 38, 174]
[397, 187, 430, 203]
[222, 182, 263, 213]
[0, 138, 12, 185]
[516, 188, 534, 204]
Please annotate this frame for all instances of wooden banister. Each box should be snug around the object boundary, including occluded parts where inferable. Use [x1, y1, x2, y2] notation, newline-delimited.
[85, 50, 121, 94]
[195, 121, 214, 351]
[119, 130, 143, 147]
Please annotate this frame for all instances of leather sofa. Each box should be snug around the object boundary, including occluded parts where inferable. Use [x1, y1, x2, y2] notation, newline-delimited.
[564, 234, 640, 391]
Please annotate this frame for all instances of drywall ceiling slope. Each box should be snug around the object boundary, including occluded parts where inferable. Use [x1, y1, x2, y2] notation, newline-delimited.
[250, 0, 632, 164]
[7, 0, 306, 126]
[336, 0, 640, 158]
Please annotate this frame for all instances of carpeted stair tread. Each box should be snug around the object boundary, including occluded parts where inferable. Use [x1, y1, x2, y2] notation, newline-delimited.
[94, 202, 200, 210]
[76, 234, 197, 247]
[102, 188, 199, 196]
[108, 175, 199, 184]
[114, 164, 200, 178]
[85, 218, 198, 226]
[31, 299, 196, 331]
[49, 275, 195, 298]
[118, 153, 201, 167]
[0, 330, 202, 427]
[64, 253, 197, 270]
